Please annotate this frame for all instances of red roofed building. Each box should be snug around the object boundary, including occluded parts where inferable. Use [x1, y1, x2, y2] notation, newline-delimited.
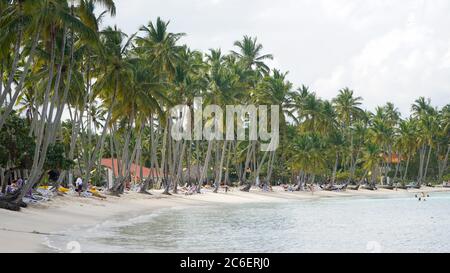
[100, 158, 162, 188]
[382, 153, 403, 164]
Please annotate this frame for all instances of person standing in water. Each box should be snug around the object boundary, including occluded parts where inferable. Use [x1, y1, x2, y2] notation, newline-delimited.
[416, 192, 429, 201]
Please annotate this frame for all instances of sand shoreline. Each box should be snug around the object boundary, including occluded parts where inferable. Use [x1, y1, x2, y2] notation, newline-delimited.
[1, 186, 449, 253]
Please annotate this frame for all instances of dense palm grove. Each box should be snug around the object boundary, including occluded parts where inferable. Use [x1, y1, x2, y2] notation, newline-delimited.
[0, 0, 449, 211]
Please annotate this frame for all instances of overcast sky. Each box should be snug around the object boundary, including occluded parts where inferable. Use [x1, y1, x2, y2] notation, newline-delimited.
[101, 0, 450, 116]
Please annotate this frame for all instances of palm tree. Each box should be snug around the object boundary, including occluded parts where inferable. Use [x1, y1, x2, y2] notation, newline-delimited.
[436, 104, 449, 183]
[290, 132, 326, 187]
[332, 88, 364, 179]
[136, 17, 184, 80]
[93, 26, 136, 193]
[361, 142, 382, 186]
[231, 35, 273, 75]
[370, 113, 395, 183]
[397, 118, 418, 182]
[412, 97, 438, 185]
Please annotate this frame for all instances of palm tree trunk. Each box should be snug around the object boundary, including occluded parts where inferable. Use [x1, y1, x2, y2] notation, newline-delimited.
[141, 116, 160, 193]
[112, 138, 139, 194]
[187, 140, 192, 185]
[240, 142, 253, 185]
[422, 145, 433, 185]
[331, 152, 339, 185]
[417, 145, 426, 184]
[438, 145, 449, 183]
[12, 30, 57, 204]
[0, 59, 4, 103]
[224, 141, 233, 186]
[198, 140, 213, 193]
[109, 129, 116, 188]
[139, 123, 152, 193]
[214, 141, 227, 193]
[357, 170, 369, 187]
[393, 151, 401, 180]
[254, 149, 269, 187]
[85, 67, 118, 185]
[0, 26, 40, 130]
[160, 121, 169, 191]
[266, 151, 275, 184]
[0, 168, 6, 194]
[173, 140, 187, 194]
[0, 24, 22, 107]
[403, 154, 411, 182]
[47, 27, 67, 129]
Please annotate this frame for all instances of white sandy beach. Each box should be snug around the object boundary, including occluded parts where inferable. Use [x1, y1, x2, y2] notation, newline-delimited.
[1, 186, 449, 253]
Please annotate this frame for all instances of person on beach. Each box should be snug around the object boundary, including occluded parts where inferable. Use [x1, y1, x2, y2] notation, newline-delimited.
[16, 178, 23, 189]
[75, 177, 83, 196]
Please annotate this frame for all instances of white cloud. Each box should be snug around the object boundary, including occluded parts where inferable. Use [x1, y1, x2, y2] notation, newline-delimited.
[101, 0, 450, 116]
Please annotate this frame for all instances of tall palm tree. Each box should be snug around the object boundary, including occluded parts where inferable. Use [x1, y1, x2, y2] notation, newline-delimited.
[332, 88, 364, 181]
[136, 17, 185, 80]
[231, 35, 273, 75]
[94, 25, 135, 193]
[397, 118, 418, 182]
[361, 142, 382, 186]
[412, 97, 438, 185]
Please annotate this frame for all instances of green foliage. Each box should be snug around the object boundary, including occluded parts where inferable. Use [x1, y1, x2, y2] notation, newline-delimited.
[0, 111, 35, 169]
[335, 171, 350, 181]
[443, 174, 450, 182]
[44, 142, 74, 171]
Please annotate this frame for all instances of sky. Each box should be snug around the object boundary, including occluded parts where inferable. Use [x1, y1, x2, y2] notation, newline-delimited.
[101, 0, 450, 116]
